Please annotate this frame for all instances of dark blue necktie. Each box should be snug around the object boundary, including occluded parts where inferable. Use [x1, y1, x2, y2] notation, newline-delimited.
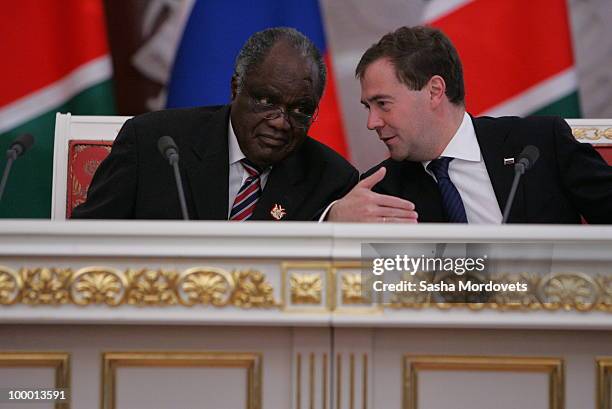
[427, 157, 468, 223]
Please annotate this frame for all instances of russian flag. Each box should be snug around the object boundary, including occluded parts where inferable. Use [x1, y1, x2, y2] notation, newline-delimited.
[166, 0, 349, 158]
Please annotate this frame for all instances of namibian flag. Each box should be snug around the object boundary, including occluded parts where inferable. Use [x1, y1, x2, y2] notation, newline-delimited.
[0, 0, 115, 218]
[424, 0, 580, 117]
[166, 0, 349, 158]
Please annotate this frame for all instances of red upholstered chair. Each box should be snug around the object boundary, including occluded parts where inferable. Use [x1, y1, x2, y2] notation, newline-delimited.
[52, 113, 131, 219]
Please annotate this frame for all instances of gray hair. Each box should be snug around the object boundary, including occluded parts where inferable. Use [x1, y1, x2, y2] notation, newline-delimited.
[233, 27, 327, 101]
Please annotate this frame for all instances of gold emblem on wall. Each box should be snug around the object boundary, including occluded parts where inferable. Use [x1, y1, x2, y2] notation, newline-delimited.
[290, 273, 322, 304]
[341, 273, 371, 305]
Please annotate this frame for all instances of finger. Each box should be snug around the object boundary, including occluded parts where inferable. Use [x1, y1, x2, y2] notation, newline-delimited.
[370, 192, 415, 210]
[357, 167, 386, 190]
[379, 216, 418, 223]
[376, 208, 418, 219]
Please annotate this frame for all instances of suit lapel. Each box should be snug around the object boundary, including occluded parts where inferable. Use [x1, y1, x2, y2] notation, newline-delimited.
[473, 116, 525, 222]
[184, 106, 231, 220]
[252, 152, 309, 221]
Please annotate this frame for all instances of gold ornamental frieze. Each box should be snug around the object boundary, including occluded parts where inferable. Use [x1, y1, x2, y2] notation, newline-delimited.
[0, 265, 278, 309]
[388, 271, 612, 312]
[1, 264, 611, 313]
[572, 126, 612, 143]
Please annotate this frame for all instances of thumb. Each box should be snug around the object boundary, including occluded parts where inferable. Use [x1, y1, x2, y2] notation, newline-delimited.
[358, 167, 386, 190]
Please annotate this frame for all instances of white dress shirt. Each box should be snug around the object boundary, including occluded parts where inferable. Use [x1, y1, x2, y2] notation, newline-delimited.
[227, 119, 270, 218]
[423, 113, 502, 224]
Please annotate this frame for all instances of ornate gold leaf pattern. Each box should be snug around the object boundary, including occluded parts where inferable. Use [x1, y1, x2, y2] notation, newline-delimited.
[126, 269, 179, 305]
[230, 270, 277, 308]
[596, 275, 612, 312]
[341, 273, 370, 304]
[0, 267, 20, 305]
[489, 273, 540, 311]
[21, 268, 71, 305]
[70, 267, 126, 306]
[1, 266, 611, 313]
[177, 268, 232, 306]
[290, 273, 322, 304]
[538, 272, 599, 311]
[389, 272, 432, 308]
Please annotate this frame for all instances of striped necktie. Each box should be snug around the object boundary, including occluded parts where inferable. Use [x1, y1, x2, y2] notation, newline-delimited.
[229, 159, 262, 221]
[427, 157, 468, 223]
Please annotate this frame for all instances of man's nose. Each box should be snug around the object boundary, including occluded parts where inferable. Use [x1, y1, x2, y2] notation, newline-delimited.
[367, 110, 384, 130]
[267, 109, 291, 130]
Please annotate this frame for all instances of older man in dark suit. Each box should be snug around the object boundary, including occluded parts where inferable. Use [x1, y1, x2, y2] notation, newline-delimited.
[73, 27, 358, 221]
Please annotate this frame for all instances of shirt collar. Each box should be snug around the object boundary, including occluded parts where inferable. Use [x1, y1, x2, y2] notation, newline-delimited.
[422, 112, 480, 170]
[228, 116, 245, 165]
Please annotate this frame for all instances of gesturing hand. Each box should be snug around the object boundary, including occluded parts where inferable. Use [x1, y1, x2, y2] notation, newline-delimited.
[327, 167, 418, 223]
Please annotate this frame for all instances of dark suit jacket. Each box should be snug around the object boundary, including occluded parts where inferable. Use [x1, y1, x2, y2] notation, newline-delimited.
[364, 115, 612, 223]
[72, 105, 359, 220]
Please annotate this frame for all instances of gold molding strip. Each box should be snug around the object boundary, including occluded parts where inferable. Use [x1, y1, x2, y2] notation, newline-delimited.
[362, 354, 368, 409]
[0, 352, 70, 409]
[336, 354, 342, 409]
[403, 355, 564, 409]
[349, 353, 355, 409]
[322, 353, 328, 409]
[296, 353, 302, 409]
[101, 351, 261, 409]
[571, 126, 612, 145]
[2, 264, 610, 313]
[309, 353, 315, 409]
[597, 357, 612, 409]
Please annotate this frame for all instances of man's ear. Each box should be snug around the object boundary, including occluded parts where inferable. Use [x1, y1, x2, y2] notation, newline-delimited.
[428, 75, 446, 107]
[230, 76, 238, 100]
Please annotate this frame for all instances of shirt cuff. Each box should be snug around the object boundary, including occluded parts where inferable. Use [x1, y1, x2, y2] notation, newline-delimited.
[318, 200, 338, 222]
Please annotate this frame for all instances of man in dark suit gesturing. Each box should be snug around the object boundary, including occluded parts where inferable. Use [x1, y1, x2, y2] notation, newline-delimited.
[328, 26, 612, 224]
[73, 27, 358, 221]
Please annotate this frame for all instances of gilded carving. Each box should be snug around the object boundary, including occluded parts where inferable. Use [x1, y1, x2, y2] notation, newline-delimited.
[290, 273, 322, 304]
[389, 272, 431, 308]
[341, 273, 370, 304]
[0, 267, 20, 305]
[70, 267, 126, 306]
[21, 267, 71, 305]
[2, 265, 611, 313]
[386, 272, 611, 312]
[571, 126, 612, 142]
[538, 272, 599, 311]
[126, 269, 179, 306]
[177, 267, 232, 306]
[230, 269, 277, 308]
[489, 272, 540, 310]
[597, 276, 612, 312]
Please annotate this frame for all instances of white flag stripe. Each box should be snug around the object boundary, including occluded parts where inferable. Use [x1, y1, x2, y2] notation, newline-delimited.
[0, 55, 113, 134]
[422, 0, 473, 23]
[481, 68, 578, 117]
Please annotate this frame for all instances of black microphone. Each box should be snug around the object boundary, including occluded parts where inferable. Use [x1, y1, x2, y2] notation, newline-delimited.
[0, 134, 36, 202]
[501, 145, 540, 223]
[515, 145, 539, 175]
[157, 136, 189, 220]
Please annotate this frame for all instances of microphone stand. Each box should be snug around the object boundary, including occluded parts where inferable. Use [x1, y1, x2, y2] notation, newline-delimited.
[168, 152, 189, 221]
[0, 150, 18, 202]
[501, 162, 528, 224]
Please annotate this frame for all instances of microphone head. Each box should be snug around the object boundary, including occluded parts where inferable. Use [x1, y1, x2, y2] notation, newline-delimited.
[10, 133, 35, 156]
[518, 145, 540, 170]
[157, 135, 178, 158]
